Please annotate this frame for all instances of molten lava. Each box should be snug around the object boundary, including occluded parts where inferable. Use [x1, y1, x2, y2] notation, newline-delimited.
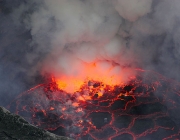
[51, 62, 134, 93]
[52, 77, 84, 93]
[9, 70, 180, 140]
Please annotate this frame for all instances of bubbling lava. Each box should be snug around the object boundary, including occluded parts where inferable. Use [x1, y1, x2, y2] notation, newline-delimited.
[9, 69, 180, 140]
[51, 62, 135, 93]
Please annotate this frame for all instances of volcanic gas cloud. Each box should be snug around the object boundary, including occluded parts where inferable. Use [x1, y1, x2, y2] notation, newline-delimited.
[9, 0, 180, 91]
[13, 0, 154, 93]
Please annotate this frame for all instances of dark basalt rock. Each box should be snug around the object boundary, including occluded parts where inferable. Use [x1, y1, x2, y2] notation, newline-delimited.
[0, 106, 73, 140]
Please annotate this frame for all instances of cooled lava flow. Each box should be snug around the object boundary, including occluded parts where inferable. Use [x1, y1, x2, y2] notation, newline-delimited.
[9, 70, 180, 140]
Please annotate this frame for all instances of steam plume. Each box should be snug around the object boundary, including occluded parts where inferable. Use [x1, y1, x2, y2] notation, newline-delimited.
[1, 0, 180, 104]
[12, 0, 152, 91]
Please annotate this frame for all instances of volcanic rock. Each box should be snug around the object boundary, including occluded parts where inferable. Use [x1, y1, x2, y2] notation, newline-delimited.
[0, 106, 73, 140]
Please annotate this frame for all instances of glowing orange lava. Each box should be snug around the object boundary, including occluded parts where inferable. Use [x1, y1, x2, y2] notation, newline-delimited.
[51, 62, 134, 93]
[53, 77, 84, 93]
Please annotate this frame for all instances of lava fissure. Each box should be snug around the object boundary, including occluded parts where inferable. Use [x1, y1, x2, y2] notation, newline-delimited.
[9, 70, 180, 140]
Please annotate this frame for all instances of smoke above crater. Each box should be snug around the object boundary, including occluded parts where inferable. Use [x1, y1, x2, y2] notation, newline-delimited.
[12, 0, 152, 91]
[1, 0, 180, 103]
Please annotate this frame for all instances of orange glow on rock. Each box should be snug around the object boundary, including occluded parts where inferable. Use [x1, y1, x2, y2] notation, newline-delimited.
[72, 102, 79, 107]
[49, 107, 55, 111]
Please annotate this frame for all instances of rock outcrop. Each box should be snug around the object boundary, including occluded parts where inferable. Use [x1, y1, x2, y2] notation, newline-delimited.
[0, 106, 72, 140]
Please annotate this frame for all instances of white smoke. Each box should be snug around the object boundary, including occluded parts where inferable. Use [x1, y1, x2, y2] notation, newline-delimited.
[11, 0, 154, 87]
[2, 0, 180, 104]
[113, 0, 152, 22]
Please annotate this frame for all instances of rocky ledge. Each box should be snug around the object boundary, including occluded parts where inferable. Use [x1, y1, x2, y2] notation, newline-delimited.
[0, 106, 72, 140]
